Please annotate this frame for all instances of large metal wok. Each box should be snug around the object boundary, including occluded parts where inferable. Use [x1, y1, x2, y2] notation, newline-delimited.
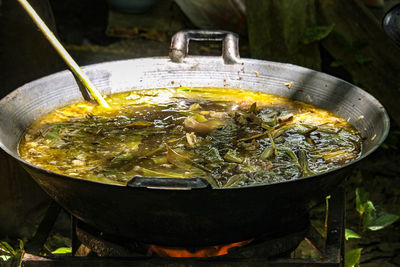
[0, 31, 389, 246]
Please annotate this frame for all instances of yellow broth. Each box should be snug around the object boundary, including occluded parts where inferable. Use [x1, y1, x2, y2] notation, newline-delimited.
[18, 87, 362, 187]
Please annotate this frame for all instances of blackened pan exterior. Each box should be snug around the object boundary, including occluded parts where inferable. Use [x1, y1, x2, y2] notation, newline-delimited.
[21, 160, 350, 246]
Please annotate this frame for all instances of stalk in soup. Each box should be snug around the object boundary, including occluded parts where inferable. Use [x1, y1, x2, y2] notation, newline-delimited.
[18, 87, 362, 187]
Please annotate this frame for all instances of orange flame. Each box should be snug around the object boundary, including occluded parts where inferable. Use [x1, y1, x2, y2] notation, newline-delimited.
[147, 239, 253, 258]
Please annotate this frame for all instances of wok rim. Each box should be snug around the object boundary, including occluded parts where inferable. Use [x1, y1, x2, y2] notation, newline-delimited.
[0, 56, 391, 190]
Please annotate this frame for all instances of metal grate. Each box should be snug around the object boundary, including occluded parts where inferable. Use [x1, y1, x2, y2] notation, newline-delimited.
[22, 181, 345, 267]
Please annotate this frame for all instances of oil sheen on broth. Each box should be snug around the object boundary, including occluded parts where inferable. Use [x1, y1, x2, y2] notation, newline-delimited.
[18, 88, 362, 187]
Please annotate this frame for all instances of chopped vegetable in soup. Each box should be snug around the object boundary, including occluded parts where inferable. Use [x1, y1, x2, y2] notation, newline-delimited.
[18, 87, 362, 187]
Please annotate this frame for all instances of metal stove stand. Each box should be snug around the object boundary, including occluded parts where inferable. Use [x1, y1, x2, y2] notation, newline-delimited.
[22, 181, 345, 267]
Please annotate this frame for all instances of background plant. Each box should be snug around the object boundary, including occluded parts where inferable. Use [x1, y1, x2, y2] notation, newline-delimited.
[345, 187, 399, 267]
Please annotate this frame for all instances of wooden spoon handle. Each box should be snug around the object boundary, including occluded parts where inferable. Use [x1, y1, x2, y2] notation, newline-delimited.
[17, 0, 110, 108]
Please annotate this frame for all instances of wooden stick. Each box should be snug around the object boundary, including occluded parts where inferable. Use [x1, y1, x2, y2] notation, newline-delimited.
[17, 0, 110, 109]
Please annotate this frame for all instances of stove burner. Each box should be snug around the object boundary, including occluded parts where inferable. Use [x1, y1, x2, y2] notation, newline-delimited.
[75, 215, 309, 258]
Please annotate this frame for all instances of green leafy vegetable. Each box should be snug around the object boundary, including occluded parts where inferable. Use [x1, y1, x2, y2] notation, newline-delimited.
[249, 102, 258, 114]
[166, 145, 211, 173]
[267, 132, 278, 157]
[280, 147, 301, 169]
[109, 153, 135, 168]
[297, 150, 315, 177]
[224, 149, 243, 163]
[46, 125, 61, 139]
[19, 87, 362, 187]
[238, 131, 269, 142]
[223, 174, 249, 188]
[201, 175, 219, 189]
[260, 146, 274, 160]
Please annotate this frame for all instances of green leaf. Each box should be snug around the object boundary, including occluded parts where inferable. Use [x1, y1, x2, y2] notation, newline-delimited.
[300, 24, 335, 44]
[166, 145, 210, 174]
[0, 255, 12, 262]
[46, 125, 61, 139]
[345, 228, 361, 240]
[355, 187, 369, 215]
[362, 201, 376, 229]
[0, 241, 15, 255]
[345, 248, 362, 267]
[52, 247, 72, 255]
[249, 102, 258, 114]
[109, 152, 135, 168]
[223, 174, 249, 188]
[365, 208, 400, 231]
[0, 240, 24, 267]
[224, 149, 243, 164]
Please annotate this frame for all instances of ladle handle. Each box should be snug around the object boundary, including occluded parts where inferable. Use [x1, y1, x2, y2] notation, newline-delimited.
[17, 0, 110, 109]
[169, 30, 240, 64]
[127, 177, 210, 190]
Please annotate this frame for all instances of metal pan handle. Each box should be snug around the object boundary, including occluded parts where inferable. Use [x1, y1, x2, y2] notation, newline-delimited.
[169, 30, 240, 64]
[127, 176, 211, 190]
